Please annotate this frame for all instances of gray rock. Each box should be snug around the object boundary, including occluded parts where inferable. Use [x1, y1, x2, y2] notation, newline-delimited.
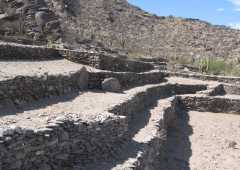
[77, 67, 89, 90]
[102, 77, 122, 93]
[35, 11, 49, 32]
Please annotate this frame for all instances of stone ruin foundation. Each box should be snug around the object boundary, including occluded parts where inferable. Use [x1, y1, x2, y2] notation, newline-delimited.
[0, 43, 239, 170]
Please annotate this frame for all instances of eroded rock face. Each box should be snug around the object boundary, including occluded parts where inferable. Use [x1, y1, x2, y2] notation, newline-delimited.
[102, 77, 122, 93]
[0, 0, 61, 41]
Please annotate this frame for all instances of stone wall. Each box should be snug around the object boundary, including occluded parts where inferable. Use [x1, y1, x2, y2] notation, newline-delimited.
[206, 84, 240, 96]
[109, 83, 206, 125]
[162, 71, 240, 85]
[135, 97, 180, 170]
[0, 42, 153, 73]
[0, 67, 88, 109]
[61, 50, 154, 72]
[88, 71, 166, 89]
[208, 84, 225, 96]
[222, 84, 240, 95]
[0, 115, 128, 170]
[0, 82, 207, 170]
[180, 96, 240, 114]
[109, 94, 181, 170]
[0, 42, 62, 60]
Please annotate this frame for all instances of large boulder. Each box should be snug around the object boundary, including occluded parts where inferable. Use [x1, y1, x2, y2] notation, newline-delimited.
[76, 66, 89, 90]
[102, 77, 122, 93]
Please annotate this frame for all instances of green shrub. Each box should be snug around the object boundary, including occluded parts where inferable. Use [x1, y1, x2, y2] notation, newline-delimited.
[207, 59, 226, 75]
[198, 57, 226, 75]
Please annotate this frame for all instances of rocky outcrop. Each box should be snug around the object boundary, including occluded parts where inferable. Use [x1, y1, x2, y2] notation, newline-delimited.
[0, 0, 61, 41]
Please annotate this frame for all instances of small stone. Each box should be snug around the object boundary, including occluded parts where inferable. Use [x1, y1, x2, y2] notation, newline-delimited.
[36, 150, 44, 156]
[228, 140, 237, 149]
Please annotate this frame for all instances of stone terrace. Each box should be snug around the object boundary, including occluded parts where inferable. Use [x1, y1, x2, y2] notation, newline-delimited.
[0, 43, 240, 170]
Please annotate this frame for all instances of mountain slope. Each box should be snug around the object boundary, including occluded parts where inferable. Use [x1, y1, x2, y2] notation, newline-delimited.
[1, 0, 240, 62]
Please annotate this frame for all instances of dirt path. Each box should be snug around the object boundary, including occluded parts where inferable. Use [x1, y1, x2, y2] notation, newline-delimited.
[163, 111, 240, 170]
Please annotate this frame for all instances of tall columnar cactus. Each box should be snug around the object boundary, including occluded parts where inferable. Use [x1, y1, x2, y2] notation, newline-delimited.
[199, 57, 209, 73]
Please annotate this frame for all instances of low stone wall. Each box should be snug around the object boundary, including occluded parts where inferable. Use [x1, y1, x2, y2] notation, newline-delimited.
[207, 84, 240, 96]
[222, 84, 240, 95]
[88, 71, 166, 89]
[0, 42, 62, 60]
[61, 50, 154, 72]
[208, 84, 225, 96]
[109, 95, 181, 170]
[162, 71, 240, 85]
[0, 67, 88, 109]
[0, 82, 209, 170]
[135, 97, 180, 170]
[180, 96, 240, 114]
[0, 115, 128, 170]
[109, 83, 206, 128]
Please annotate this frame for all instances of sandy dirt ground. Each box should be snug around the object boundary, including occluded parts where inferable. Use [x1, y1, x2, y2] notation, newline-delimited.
[0, 83, 162, 129]
[189, 111, 240, 170]
[163, 111, 240, 170]
[0, 59, 96, 81]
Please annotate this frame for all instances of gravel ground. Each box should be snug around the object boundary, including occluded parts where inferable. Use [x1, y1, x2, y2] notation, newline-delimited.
[0, 59, 96, 81]
[164, 111, 240, 170]
[0, 83, 161, 129]
[189, 111, 240, 170]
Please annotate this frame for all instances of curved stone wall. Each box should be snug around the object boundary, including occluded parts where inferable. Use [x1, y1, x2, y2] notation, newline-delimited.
[0, 83, 207, 170]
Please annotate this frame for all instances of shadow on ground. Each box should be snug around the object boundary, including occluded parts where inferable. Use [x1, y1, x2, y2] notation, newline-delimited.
[75, 95, 159, 170]
[159, 108, 193, 170]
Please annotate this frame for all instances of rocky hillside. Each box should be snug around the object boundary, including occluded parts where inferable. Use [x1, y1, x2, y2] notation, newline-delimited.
[1, 0, 240, 62]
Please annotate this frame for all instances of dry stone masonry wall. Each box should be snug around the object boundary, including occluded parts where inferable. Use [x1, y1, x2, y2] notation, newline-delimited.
[0, 67, 88, 109]
[88, 71, 166, 89]
[61, 50, 154, 72]
[0, 82, 208, 170]
[0, 115, 128, 170]
[180, 96, 240, 114]
[0, 42, 62, 60]
[163, 71, 240, 85]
